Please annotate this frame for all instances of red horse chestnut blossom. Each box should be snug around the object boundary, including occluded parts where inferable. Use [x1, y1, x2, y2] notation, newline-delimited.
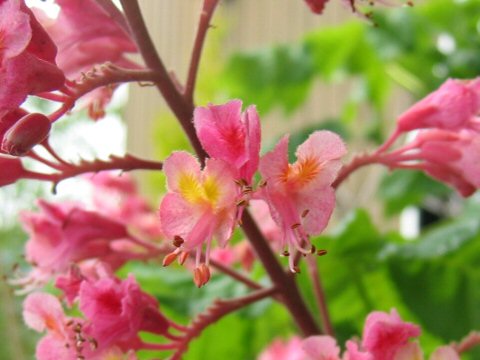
[0, 0, 64, 117]
[159, 151, 239, 286]
[259, 130, 346, 271]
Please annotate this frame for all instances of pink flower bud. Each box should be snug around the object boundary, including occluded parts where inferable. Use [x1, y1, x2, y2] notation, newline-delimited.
[1, 113, 51, 156]
[0, 155, 25, 186]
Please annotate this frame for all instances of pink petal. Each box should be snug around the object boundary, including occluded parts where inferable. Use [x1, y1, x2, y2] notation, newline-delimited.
[0, 0, 31, 60]
[194, 100, 247, 170]
[163, 151, 202, 194]
[394, 342, 423, 360]
[363, 309, 421, 360]
[241, 105, 261, 182]
[302, 335, 341, 360]
[203, 158, 238, 208]
[296, 131, 347, 165]
[23, 292, 65, 333]
[429, 346, 460, 360]
[259, 135, 290, 185]
[159, 193, 199, 239]
[297, 185, 336, 235]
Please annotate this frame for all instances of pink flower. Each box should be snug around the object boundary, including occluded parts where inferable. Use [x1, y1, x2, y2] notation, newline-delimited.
[302, 336, 341, 360]
[79, 275, 169, 351]
[89, 172, 163, 240]
[396, 79, 480, 133]
[259, 131, 346, 271]
[194, 100, 261, 184]
[384, 129, 480, 197]
[259, 337, 308, 360]
[36, 0, 138, 119]
[38, 0, 137, 78]
[304, 0, 330, 14]
[159, 151, 239, 286]
[24, 292, 141, 360]
[362, 309, 420, 360]
[0, 0, 64, 117]
[20, 200, 137, 278]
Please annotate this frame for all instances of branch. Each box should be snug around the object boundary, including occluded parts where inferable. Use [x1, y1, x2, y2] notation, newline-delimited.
[210, 259, 264, 291]
[306, 256, 334, 336]
[170, 287, 277, 360]
[119, 0, 207, 160]
[241, 211, 320, 336]
[28, 154, 163, 189]
[184, 0, 220, 102]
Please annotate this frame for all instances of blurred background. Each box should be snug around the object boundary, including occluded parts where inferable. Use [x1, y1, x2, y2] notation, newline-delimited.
[3, 0, 480, 358]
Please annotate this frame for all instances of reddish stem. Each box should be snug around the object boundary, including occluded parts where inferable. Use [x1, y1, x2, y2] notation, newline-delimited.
[119, 0, 207, 161]
[185, 0, 220, 103]
[333, 153, 381, 189]
[306, 256, 334, 336]
[28, 154, 163, 187]
[170, 287, 278, 360]
[241, 212, 320, 336]
[210, 259, 264, 291]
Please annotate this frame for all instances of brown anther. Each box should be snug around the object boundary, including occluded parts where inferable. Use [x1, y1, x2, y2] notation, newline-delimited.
[89, 338, 98, 350]
[310, 245, 316, 254]
[291, 223, 301, 230]
[316, 249, 328, 256]
[177, 251, 188, 265]
[236, 199, 247, 207]
[292, 266, 301, 274]
[407, 0, 414, 5]
[259, 180, 267, 188]
[282, 250, 290, 257]
[234, 178, 248, 187]
[73, 323, 82, 333]
[66, 319, 74, 327]
[163, 252, 178, 267]
[242, 188, 252, 195]
[301, 209, 310, 218]
[193, 264, 211, 288]
[173, 235, 184, 247]
[77, 356, 85, 360]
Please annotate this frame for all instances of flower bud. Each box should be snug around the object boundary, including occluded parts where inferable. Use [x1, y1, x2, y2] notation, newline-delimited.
[1, 113, 51, 156]
[0, 155, 25, 186]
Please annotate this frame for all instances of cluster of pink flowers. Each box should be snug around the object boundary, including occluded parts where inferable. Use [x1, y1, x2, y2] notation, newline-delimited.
[17, 173, 185, 359]
[376, 78, 480, 197]
[159, 100, 347, 283]
[259, 309, 460, 360]
[23, 275, 173, 360]
[0, 0, 140, 186]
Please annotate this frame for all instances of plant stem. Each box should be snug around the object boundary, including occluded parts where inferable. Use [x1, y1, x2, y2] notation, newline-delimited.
[333, 153, 380, 189]
[241, 212, 320, 336]
[306, 256, 334, 336]
[210, 259, 264, 291]
[171, 287, 278, 360]
[185, 0, 220, 103]
[119, 0, 207, 161]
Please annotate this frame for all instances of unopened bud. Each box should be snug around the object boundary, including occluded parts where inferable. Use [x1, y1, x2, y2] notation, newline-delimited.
[1, 113, 51, 156]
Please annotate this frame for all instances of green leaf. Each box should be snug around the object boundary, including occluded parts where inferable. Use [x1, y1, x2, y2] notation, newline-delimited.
[378, 170, 450, 215]
[383, 202, 480, 340]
